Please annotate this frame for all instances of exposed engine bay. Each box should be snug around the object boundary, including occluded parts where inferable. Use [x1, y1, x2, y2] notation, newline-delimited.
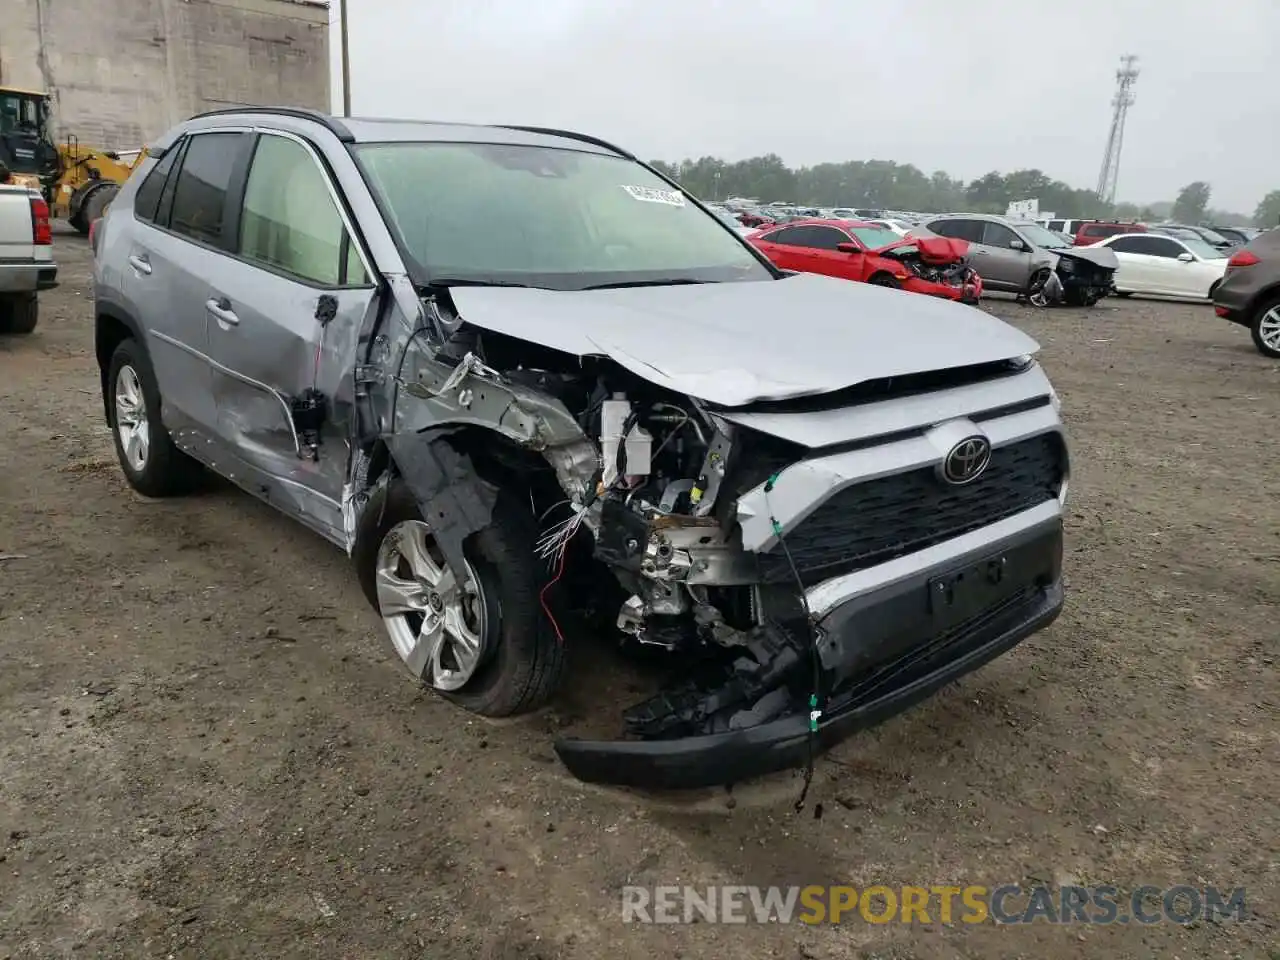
[1027, 249, 1118, 307]
[374, 276, 1068, 788]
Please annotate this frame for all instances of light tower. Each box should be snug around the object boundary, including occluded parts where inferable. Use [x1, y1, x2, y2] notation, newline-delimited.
[1096, 55, 1139, 206]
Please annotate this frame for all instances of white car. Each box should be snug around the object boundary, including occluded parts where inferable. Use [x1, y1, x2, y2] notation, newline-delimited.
[1092, 232, 1228, 300]
[863, 218, 915, 238]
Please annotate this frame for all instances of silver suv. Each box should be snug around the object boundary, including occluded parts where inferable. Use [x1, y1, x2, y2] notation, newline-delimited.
[93, 108, 1069, 789]
[924, 214, 1118, 306]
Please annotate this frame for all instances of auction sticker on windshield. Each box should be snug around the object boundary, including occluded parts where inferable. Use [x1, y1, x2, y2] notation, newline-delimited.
[622, 185, 686, 206]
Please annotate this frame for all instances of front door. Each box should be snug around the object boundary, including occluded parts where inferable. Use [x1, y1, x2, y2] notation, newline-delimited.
[203, 131, 378, 541]
[977, 221, 1035, 290]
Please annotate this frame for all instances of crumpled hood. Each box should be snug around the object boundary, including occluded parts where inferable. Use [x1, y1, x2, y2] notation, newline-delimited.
[1055, 246, 1119, 271]
[448, 273, 1039, 407]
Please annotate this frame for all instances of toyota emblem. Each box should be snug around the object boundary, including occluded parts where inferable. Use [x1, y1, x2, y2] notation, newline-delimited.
[942, 436, 992, 485]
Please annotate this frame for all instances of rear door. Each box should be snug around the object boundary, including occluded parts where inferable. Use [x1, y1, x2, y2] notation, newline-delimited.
[1103, 235, 1152, 292]
[751, 225, 808, 271]
[202, 130, 378, 536]
[128, 131, 250, 436]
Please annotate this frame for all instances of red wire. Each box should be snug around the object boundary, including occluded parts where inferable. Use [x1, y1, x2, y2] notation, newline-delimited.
[539, 548, 567, 644]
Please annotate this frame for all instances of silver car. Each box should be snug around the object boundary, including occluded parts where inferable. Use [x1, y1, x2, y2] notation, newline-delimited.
[93, 108, 1069, 789]
[924, 214, 1118, 306]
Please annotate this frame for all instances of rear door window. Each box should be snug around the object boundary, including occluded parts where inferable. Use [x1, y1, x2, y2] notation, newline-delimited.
[1108, 235, 1147, 254]
[167, 132, 246, 248]
[1142, 236, 1185, 258]
[1047, 220, 1064, 232]
[793, 226, 850, 250]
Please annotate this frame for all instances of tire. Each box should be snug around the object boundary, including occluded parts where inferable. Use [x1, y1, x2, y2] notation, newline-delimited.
[1208, 280, 1221, 301]
[1249, 297, 1280, 358]
[107, 339, 203, 496]
[355, 479, 567, 716]
[81, 186, 116, 230]
[0, 294, 38, 334]
[868, 273, 900, 289]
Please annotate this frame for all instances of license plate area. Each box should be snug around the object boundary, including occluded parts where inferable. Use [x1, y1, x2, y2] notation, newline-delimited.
[928, 552, 1013, 627]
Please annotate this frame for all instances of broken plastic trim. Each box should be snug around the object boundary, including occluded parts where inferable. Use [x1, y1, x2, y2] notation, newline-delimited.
[555, 581, 1063, 789]
[384, 431, 498, 577]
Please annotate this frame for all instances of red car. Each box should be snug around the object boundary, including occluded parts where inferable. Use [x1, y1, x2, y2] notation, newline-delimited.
[748, 218, 982, 303]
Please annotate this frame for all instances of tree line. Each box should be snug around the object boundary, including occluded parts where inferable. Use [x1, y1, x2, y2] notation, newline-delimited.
[648, 155, 1265, 227]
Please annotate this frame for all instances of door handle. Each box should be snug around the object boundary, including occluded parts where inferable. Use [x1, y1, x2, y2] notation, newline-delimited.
[128, 254, 152, 275]
[206, 297, 240, 327]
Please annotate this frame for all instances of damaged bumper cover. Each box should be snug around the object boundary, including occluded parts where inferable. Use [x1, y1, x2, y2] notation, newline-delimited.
[555, 503, 1064, 789]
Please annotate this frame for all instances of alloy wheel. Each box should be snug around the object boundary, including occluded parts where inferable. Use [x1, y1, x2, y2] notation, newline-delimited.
[375, 520, 488, 690]
[114, 364, 150, 472]
[1259, 307, 1280, 352]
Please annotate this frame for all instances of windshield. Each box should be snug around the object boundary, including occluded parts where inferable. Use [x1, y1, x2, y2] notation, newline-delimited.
[849, 226, 902, 249]
[1014, 222, 1073, 249]
[1156, 226, 1199, 241]
[353, 142, 773, 290]
[1181, 237, 1227, 260]
[1194, 227, 1229, 245]
[0, 92, 45, 134]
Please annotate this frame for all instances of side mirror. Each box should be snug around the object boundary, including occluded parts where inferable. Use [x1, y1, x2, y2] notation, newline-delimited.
[1177, 252, 1195, 263]
[1009, 238, 1026, 251]
[836, 242, 860, 254]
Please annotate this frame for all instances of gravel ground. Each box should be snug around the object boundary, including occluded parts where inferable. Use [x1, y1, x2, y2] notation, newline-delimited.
[0, 236, 1276, 959]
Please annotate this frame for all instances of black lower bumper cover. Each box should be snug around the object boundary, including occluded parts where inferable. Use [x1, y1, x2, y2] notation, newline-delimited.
[555, 522, 1064, 790]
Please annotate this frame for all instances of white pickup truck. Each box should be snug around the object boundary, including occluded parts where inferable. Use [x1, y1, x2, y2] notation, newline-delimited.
[0, 182, 57, 334]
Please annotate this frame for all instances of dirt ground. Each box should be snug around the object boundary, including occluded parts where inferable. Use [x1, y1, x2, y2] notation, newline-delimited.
[0, 236, 1276, 959]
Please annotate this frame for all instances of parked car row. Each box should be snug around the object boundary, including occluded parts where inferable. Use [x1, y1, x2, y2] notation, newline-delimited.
[1035, 217, 1254, 252]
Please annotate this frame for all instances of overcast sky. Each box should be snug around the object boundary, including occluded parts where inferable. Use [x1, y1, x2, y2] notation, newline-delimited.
[334, 0, 1276, 213]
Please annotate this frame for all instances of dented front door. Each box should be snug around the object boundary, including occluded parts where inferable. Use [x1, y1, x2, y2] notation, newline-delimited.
[203, 131, 377, 540]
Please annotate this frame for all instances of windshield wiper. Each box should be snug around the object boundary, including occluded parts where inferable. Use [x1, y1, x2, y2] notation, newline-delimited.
[426, 277, 537, 289]
[582, 278, 713, 290]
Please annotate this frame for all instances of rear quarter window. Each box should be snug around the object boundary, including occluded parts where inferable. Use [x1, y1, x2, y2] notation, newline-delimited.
[132, 146, 181, 223]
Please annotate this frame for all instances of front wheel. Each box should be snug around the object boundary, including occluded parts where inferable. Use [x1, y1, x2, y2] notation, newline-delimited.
[355, 480, 567, 716]
[868, 273, 900, 289]
[1250, 298, 1280, 358]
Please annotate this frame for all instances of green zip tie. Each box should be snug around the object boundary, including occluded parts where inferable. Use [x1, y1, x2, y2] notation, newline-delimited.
[808, 693, 821, 732]
[764, 472, 780, 493]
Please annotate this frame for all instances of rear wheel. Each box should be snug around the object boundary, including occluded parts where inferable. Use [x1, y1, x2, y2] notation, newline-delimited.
[107, 340, 203, 496]
[1250, 298, 1280, 358]
[0, 294, 38, 334]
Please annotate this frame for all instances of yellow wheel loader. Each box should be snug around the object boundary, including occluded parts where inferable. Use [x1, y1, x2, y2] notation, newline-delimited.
[0, 85, 142, 234]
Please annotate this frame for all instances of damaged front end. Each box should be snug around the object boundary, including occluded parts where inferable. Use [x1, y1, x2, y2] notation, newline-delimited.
[377, 296, 1068, 790]
[877, 237, 983, 304]
[1027, 248, 1118, 308]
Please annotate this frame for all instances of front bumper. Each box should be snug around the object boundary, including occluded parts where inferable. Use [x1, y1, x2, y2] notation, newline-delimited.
[555, 508, 1064, 789]
[0, 260, 57, 294]
[901, 274, 982, 304]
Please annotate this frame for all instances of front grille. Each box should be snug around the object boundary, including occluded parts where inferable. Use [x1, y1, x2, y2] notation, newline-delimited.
[758, 433, 1065, 586]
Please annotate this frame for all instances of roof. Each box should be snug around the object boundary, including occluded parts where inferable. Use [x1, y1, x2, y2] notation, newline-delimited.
[0, 86, 50, 98]
[179, 107, 631, 157]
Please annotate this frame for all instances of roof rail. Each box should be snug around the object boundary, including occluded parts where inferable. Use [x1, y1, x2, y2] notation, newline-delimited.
[189, 106, 355, 142]
[493, 124, 634, 159]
